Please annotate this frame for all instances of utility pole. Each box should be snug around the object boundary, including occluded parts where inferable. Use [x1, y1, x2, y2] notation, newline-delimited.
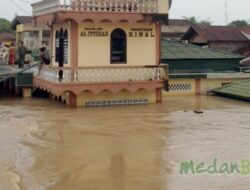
[225, 1, 228, 25]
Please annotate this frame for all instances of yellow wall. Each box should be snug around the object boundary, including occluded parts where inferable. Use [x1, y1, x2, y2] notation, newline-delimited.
[1, 40, 14, 46]
[163, 78, 196, 96]
[158, 0, 169, 14]
[77, 22, 156, 67]
[163, 78, 244, 96]
[60, 90, 155, 107]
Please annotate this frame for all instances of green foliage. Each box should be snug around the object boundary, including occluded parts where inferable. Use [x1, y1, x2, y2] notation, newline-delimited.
[0, 18, 12, 33]
[228, 20, 249, 27]
[183, 16, 212, 26]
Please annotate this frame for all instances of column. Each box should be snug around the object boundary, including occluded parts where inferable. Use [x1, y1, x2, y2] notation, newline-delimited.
[68, 91, 77, 107]
[155, 88, 162, 103]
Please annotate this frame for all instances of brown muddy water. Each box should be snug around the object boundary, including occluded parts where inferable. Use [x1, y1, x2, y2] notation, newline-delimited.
[0, 96, 250, 190]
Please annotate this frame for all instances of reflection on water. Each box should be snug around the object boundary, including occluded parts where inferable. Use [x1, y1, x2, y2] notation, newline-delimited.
[0, 96, 250, 190]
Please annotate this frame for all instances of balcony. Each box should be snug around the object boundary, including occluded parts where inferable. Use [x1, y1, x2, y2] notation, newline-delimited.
[32, 65, 168, 96]
[32, 0, 170, 16]
[33, 65, 168, 83]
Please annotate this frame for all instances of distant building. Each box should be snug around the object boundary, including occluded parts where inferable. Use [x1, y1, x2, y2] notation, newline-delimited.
[181, 25, 250, 53]
[161, 39, 243, 73]
[161, 19, 192, 40]
[0, 33, 15, 46]
[11, 16, 50, 50]
[161, 39, 249, 96]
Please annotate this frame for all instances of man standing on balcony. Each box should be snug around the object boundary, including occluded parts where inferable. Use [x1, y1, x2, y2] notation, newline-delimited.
[18, 41, 27, 68]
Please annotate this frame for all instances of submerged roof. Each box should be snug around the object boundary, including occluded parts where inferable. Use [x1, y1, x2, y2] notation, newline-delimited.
[213, 79, 250, 101]
[182, 25, 250, 42]
[161, 39, 244, 60]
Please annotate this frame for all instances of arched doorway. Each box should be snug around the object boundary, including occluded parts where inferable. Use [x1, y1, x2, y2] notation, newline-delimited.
[55, 28, 68, 80]
[110, 28, 127, 64]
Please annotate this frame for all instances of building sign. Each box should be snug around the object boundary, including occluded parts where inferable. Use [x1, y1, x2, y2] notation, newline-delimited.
[129, 28, 155, 38]
[80, 27, 109, 37]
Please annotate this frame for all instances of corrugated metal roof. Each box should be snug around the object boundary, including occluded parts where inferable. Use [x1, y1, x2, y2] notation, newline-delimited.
[213, 79, 250, 101]
[161, 39, 244, 60]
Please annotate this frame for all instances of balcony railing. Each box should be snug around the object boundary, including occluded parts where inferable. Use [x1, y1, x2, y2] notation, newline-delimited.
[32, 65, 168, 83]
[32, 0, 169, 16]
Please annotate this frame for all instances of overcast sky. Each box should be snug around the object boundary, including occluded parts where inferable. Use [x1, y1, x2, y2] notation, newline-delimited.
[1, 0, 250, 25]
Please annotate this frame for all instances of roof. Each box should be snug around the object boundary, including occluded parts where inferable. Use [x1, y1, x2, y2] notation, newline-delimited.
[161, 39, 244, 60]
[233, 44, 250, 56]
[240, 57, 250, 66]
[182, 25, 250, 42]
[213, 79, 250, 101]
[0, 33, 15, 41]
[11, 16, 33, 30]
[168, 19, 192, 26]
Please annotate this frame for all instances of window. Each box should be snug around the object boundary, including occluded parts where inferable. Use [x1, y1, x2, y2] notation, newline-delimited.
[111, 28, 127, 64]
[55, 28, 68, 66]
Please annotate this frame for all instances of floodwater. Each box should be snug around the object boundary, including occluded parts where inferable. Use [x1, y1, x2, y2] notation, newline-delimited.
[0, 95, 250, 190]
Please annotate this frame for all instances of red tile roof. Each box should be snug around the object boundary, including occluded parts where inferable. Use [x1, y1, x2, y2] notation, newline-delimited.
[168, 19, 192, 26]
[182, 25, 250, 42]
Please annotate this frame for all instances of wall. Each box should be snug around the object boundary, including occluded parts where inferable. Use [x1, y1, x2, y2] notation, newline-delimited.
[77, 22, 157, 67]
[163, 77, 245, 96]
[61, 89, 156, 107]
[16, 24, 50, 50]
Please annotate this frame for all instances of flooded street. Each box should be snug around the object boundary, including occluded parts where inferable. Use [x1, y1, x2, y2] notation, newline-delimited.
[0, 96, 250, 190]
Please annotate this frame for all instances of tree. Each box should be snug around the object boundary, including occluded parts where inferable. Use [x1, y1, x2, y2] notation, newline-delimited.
[228, 20, 248, 27]
[183, 16, 212, 26]
[0, 18, 12, 33]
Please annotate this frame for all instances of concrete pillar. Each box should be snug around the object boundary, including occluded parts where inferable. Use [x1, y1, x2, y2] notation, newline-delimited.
[195, 79, 201, 96]
[156, 22, 161, 65]
[155, 88, 162, 103]
[71, 21, 79, 68]
[68, 91, 77, 108]
[22, 88, 32, 98]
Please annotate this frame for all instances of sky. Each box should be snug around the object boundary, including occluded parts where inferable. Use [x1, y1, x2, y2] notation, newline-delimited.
[1, 0, 250, 25]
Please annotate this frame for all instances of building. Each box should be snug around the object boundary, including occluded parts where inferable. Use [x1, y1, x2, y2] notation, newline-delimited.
[162, 39, 243, 73]
[181, 25, 250, 53]
[30, 0, 170, 107]
[160, 39, 250, 96]
[11, 16, 50, 50]
[0, 33, 15, 46]
[161, 19, 192, 40]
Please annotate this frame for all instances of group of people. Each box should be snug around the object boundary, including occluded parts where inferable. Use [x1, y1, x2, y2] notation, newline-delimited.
[8, 41, 27, 68]
[7, 41, 50, 71]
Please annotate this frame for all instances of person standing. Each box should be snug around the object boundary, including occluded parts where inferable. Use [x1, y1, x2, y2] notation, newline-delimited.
[8, 43, 16, 65]
[18, 41, 27, 68]
[37, 46, 50, 76]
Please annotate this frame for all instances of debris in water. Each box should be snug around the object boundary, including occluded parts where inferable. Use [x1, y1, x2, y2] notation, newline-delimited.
[194, 110, 204, 114]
